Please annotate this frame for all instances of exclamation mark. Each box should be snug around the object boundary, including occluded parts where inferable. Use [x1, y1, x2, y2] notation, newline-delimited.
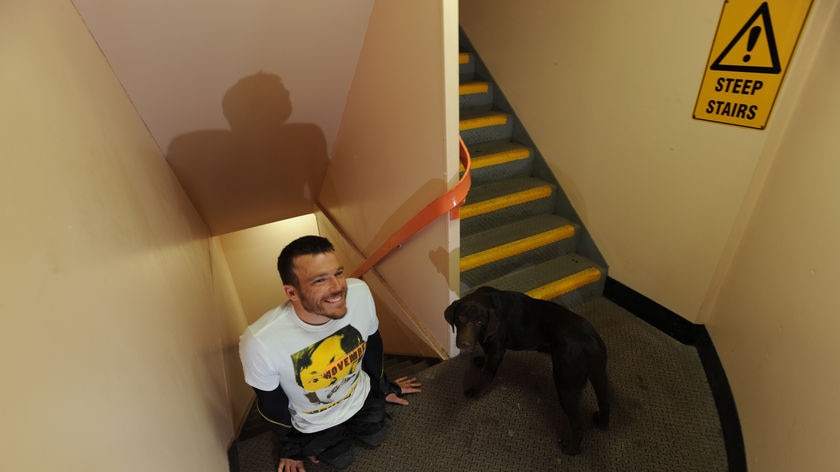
[743, 26, 761, 63]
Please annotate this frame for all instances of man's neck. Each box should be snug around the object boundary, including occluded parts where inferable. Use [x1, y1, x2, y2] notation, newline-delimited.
[295, 310, 331, 326]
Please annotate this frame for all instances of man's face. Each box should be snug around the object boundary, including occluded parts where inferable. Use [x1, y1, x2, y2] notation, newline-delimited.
[285, 251, 348, 323]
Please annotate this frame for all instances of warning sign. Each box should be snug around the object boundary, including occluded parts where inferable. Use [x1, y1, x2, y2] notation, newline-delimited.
[693, 0, 813, 129]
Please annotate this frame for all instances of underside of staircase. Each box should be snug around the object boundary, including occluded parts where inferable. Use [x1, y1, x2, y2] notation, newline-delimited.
[458, 31, 607, 306]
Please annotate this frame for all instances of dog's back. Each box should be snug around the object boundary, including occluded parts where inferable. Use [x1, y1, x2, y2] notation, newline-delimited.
[492, 290, 605, 356]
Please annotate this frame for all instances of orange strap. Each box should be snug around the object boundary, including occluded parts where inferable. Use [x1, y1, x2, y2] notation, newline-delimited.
[351, 137, 472, 278]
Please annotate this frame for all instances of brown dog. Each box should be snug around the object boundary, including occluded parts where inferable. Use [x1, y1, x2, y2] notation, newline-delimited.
[444, 286, 610, 455]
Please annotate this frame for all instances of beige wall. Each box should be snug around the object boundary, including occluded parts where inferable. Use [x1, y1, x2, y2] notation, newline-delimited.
[459, 0, 819, 322]
[708, 1, 840, 469]
[210, 237, 255, 433]
[320, 0, 461, 356]
[0, 1, 240, 470]
[218, 215, 320, 326]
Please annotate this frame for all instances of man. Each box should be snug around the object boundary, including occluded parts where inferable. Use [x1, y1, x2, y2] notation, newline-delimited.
[239, 235, 421, 471]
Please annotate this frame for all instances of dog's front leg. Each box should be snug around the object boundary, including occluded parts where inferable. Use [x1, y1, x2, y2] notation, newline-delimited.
[465, 345, 505, 398]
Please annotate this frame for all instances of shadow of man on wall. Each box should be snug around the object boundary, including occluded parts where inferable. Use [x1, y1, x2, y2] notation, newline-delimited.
[167, 72, 328, 235]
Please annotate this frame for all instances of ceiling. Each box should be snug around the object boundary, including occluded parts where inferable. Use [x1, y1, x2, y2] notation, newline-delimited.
[72, 0, 375, 233]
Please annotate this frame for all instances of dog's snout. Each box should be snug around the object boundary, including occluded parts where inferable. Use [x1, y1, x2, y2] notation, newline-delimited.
[455, 337, 475, 351]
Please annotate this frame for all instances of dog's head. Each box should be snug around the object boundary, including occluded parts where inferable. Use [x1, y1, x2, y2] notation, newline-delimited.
[444, 287, 501, 350]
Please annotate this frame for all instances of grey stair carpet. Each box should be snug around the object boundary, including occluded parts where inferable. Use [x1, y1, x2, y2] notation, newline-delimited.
[234, 297, 727, 471]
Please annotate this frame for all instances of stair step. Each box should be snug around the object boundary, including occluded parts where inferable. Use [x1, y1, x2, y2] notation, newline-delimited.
[460, 110, 513, 144]
[459, 80, 493, 109]
[461, 215, 580, 286]
[459, 52, 475, 82]
[464, 253, 606, 307]
[460, 110, 508, 131]
[461, 214, 578, 270]
[384, 355, 440, 380]
[461, 175, 555, 216]
[462, 140, 533, 183]
[469, 141, 531, 168]
[460, 179, 556, 235]
[459, 81, 490, 96]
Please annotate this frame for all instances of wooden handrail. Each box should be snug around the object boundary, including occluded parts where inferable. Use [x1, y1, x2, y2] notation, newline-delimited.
[350, 136, 472, 278]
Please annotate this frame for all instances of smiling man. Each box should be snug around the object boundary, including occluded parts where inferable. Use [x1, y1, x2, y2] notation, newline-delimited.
[239, 235, 421, 471]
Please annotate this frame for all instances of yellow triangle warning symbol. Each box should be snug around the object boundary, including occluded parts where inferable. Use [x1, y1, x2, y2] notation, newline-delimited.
[711, 2, 781, 74]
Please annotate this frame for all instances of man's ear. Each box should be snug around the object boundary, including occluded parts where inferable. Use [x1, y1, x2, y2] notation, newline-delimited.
[283, 284, 298, 301]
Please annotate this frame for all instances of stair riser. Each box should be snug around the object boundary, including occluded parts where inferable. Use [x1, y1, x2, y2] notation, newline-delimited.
[459, 57, 475, 82]
[460, 87, 493, 109]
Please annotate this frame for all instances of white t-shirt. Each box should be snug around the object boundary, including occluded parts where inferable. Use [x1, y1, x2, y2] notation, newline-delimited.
[239, 278, 379, 433]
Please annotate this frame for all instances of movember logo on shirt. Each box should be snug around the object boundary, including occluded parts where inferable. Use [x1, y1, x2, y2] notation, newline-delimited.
[292, 325, 366, 394]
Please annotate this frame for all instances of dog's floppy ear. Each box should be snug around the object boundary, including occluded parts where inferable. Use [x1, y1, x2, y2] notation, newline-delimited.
[443, 300, 459, 332]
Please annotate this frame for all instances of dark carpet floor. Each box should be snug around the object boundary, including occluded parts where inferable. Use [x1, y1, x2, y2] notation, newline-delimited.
[234, 296, 727, 471]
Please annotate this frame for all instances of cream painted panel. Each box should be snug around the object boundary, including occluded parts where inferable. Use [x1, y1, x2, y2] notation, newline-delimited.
[1, 1, 233, 470]
[321, 0, 459, 354]
[709, 2, 840, 469]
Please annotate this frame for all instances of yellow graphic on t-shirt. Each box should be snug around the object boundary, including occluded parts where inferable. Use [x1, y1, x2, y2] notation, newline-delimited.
[292, 325, 366, 393]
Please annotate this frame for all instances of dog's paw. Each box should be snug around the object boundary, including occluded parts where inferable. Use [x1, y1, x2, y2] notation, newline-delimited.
[593, 411, 610, 430]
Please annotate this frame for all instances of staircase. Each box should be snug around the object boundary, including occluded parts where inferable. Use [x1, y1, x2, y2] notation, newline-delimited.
[384, 355, 440, 380]
[458, 33, 607, 306]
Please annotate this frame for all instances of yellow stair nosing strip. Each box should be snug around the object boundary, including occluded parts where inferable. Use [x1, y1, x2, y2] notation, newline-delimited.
[459, 113, 508, 131]
[460, 226, 576, 271]
[525, 267, 603, 300]
[459, 52, 470, 64]
[459, 82, 490, 96]
[469, 147, 531, 171]
[460, 185, 553, 219]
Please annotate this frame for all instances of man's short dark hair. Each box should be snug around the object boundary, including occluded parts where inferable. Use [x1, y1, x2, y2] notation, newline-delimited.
[277, 235, 335, 287]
